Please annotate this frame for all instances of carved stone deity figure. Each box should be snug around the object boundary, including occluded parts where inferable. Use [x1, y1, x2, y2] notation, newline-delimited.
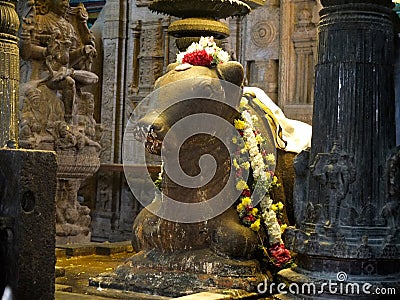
[18, 0, 101, 244]
[311, 144, 355, 228]
[20, 0, 98, 123]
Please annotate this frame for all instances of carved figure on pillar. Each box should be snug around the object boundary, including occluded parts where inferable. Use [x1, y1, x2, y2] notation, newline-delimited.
[311, 144, 355, 227]
[18, 0, 101, 244]
[56, 179, 91, 239]
[19, 87, 48, 140]
[279, 0, 400, 296]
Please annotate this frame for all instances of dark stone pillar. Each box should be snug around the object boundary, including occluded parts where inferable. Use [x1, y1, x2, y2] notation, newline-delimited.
[0, 150, 57, 300]
[280, 0, 400, 298]
[0, 1, 57, 299]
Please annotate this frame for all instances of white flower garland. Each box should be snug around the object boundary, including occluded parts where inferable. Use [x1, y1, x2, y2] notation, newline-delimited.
[238, 98, 283, 245]
[176, 36, 230, 65]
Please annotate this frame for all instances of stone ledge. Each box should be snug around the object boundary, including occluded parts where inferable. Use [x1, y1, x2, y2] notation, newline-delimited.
[56, 241, 134, 257]
[69, 285, 172, 300]
[173, 292, 232, 299]
[95, 241, 134, 255]
[55, 284, 73, 292]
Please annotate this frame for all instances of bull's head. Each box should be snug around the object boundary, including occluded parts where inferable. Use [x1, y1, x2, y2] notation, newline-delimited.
[133, 61, 244, 155]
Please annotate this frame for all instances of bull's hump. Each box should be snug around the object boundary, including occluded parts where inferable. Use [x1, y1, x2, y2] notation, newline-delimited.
[157, 65, 219, 87]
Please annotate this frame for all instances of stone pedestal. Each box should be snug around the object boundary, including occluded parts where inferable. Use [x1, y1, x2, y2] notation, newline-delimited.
[0, 149, 57, 299]
[90, 248, 268, 297]
[55, 153, 100, 245]
[280, 0, 400, 298]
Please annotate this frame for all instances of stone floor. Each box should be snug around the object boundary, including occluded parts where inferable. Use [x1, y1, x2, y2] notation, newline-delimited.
[55, 241, 274, 300]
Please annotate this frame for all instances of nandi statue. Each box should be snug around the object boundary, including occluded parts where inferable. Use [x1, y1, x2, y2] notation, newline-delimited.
[91, 37, 299, 297]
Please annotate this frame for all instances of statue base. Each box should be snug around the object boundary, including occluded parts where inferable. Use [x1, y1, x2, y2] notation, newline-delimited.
[276, 255, 400, 299]
[56, 232, 91, 245]
[89, 248, 270, 297]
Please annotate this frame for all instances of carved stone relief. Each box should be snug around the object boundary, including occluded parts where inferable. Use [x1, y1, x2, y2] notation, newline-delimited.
[251, 20, 277, 48]
[279, 0, 319, 124]
[18, 0, 101, 244]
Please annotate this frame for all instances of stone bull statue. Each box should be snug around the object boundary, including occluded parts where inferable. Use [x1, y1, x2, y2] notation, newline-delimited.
[91, 61, 311, 296]
[130, 60, 308, 258]
[132, 61, 261, 258]
[131, 63, 308, 254]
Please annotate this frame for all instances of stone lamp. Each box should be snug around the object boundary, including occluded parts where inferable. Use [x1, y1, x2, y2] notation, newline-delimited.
[148, 0, 265, 50]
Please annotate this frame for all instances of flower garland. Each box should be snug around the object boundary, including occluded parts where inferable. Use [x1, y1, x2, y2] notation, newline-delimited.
[233, 95, 291, 267]
[176, 36, 230, 67]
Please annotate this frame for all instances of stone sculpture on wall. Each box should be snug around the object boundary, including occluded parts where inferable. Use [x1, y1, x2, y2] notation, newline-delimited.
[18, 0, 101, 244]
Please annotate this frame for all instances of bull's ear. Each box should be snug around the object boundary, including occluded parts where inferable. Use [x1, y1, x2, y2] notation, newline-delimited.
[216, 61, 244, 87]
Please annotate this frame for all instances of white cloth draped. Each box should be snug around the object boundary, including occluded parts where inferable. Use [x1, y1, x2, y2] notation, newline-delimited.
[243, 86, 312, 154]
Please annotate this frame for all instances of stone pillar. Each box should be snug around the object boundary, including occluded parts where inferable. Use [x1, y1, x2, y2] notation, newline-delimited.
[0, 2, 57, 298]
[90, 0, 127, 241]
[248, 59, 279, 102]
[128, 21, 142, 95]
[280, 0, 400, 297]
[0, 0, 19, 147]
[394, 4, 400, 146]
[0, 150, 57, 299]
[131, 19, 165, 105]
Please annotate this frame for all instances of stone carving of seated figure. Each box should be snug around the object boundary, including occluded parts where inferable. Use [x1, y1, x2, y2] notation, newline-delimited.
[18, 0, 101, 244]
[56, 179, 91, 239]
[20, 0, 98, 123]
[19, 86, 57, 148]
[20, 87, 48, 139]
[75, 92, 102, 142]
[54, 120, 77, 151]
[52, 120, 101, 155]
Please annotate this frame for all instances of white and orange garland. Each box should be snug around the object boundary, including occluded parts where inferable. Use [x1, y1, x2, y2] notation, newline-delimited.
[233, 96, 291, 267]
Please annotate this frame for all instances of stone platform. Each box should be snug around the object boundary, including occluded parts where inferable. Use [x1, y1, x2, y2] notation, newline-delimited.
[55, 242, 265, 300]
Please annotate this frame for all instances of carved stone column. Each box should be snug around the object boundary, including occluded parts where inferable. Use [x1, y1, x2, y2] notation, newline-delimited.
[280, 0, 320, 124]
[280, 0, 400, 297]
[131, 19, 166, 104]
[128, 21, 142, 95]
[0, 0, 20, 147]
[92, 0, 128, 241]
[0, 4, 57, 298]
[248, 59, 279, 102]
[292, 8, 317, 105]
[17, 0, 101, 244]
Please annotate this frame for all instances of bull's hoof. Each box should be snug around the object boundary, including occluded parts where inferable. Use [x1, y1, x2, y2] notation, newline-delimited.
[210, 208, 259, 259]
